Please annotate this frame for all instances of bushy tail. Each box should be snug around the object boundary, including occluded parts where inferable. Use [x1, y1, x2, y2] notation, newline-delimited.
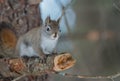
[0, 22, 17, 58]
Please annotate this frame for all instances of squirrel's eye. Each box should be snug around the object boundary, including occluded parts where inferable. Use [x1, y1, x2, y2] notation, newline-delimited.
[46, 26, 51, 31]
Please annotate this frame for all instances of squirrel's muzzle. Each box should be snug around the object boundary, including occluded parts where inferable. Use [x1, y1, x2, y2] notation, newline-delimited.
[51, 32, 58, 39]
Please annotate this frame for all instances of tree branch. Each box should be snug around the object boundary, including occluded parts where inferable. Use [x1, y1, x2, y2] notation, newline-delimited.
[0, 53, 76, 80]
[55, 72, 120, 81]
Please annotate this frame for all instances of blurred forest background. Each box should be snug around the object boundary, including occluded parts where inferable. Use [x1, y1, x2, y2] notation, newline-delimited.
[52, 0, 120, 81]
[0, 0, 120, 81]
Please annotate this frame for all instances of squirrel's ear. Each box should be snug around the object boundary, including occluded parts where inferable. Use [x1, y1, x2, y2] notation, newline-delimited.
[45, 16, 51, 24]
[57, 17, 61, 24]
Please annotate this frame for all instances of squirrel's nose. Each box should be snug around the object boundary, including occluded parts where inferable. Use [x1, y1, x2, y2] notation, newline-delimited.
[53, 32, 57, 38]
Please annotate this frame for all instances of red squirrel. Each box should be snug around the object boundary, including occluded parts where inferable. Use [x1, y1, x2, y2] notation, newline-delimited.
[15, 16, 61, 58]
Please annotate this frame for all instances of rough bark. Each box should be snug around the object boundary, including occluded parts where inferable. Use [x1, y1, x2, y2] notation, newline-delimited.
[0, 0, 41, 37]
[0, 53, 76, 80]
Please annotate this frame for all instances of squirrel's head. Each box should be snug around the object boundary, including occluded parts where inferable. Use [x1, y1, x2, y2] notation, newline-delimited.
[42, 16, 61, 40]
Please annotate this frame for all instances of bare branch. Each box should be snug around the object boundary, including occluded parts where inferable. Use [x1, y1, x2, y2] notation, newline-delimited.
[55, 72, 120, 81]
[12, 74, 26, 81]
[113, 3, 120, 12]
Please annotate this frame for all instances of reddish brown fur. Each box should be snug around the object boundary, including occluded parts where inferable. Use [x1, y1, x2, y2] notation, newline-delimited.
[0, 28, 17, 48]
[0, 25, 17, 57]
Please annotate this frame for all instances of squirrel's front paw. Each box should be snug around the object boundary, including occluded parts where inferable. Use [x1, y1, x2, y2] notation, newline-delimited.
[40, 54, 47, 63]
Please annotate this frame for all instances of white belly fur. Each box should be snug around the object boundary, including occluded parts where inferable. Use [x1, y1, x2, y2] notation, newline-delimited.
[41, 35, 58, 54]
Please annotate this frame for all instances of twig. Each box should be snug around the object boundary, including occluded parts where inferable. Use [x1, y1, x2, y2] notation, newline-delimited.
[12, 74, 26, 81]
[62, 7, 71, 34]
[55, 72, 120, 81]
[60, 0, 75, 34]
[113, 3, 120, 12]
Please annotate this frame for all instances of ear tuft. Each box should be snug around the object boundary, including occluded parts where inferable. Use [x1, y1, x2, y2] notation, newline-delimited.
[57, 17, 61, 24]
[45, 16, 51, 24]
